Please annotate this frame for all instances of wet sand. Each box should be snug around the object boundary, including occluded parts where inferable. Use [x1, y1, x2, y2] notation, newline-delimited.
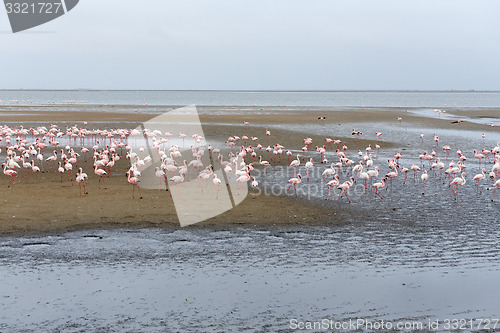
[0, 106, 498, 235]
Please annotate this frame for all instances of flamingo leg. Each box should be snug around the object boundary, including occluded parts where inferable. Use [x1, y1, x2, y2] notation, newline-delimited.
[345, 191, 351, 203]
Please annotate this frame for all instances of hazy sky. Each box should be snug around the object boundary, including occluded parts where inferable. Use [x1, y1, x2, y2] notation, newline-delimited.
[1, 0, 499, 90]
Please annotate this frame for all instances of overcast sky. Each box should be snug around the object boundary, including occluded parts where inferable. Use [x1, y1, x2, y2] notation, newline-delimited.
[1, 0, 499, 90]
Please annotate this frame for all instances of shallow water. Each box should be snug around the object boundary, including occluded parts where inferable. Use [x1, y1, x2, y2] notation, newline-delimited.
[1, 100, 499, 331]
[1, 221, 500, 332]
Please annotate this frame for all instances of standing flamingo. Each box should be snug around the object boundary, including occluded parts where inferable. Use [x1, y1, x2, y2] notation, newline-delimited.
[290, 154, 301, 175]
[126, 171, 142, 199]
[304, 158, 314, 182]
[372, 178, 386, 200]
[450, 172, 466, 202]
[58, 161, 65, 182]
[251, 177, 258, 199]
[31, 160, 40, 184]
[64, 159, 73, 182]
[286, 174, 302, 197]
[421, 170, 428, 195]
[472, 169, 486, 195]
[213, 174, 222, 199]
[76, 168, 88, 196]
[2, 163, 18, 189]
[337, 177, 354, 203]
[325, 174, 339, 200]
[94, 164, 107, 189]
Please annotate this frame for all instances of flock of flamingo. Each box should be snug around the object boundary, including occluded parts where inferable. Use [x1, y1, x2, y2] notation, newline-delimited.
[1, 121, 500, 204]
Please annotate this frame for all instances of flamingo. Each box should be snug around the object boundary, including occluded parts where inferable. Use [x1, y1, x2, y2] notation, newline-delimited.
[472, 169, 486, 195]
[304, 158, 314, 182]
[251, 177, 258, 199]
[325, 174, 339, 200]
[290, 154, 301, 175]
[2, 163, 17, 189]
[322, 163, 336, 182]
[22, 157, 31, 179]
[259, 156, 270, 175]
[57, 161, 65, 182]
[126, 171, 142, 199]
[385, 167, 398, 191]
[474, 149, 484, 167]
[372, 178, 386, 200]
[76, 168, 88, 195]
[45, 150, 57, 171]
[450, 172, 466, 202]
[410, 164, 420, 182]
[421, 170, 428, 195]
[81, 147, 89, 161]
[401, 166, 409, 184]
[359, 171, 370, 192]
[169, 173, 185, 194]
[286, 174, 302, 197]
[64, 159, 73, 182]
[337, 177, 354, 203]
[94, 164, 107, 189]
[236, 172, 250, 195]
[31, 160, 40, 184]
[212, 174, 222, 199]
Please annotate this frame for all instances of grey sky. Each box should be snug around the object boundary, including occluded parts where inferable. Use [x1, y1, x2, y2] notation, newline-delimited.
[2, 0, 499, 90]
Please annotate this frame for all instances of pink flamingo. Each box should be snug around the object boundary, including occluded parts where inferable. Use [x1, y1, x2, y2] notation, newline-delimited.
[337, 177, 354, 203]
[64, 159, 73, 182]
[126, 171, 142, 199]
[2, 163, 18, 189]
[372, 178, 386, 200]
[76, 168, 88, 196]
[45, 150, 57, 171]
[31, 160, 40, 184]
[450, 172, 466, 202]
[169, 173, 184, 195]
[411, 164, 420, 182]
[325, 174, 339, 200]
[58, 161, 65, 182]
[421, 170, 428, 195]
[212, 174, 222, 199]
[94, 164, 107, 189]
[474, 149, 484, 168]
[385, 167, 398, 190]
[472, 169, 486, 195]
[251, 177, 258, 199]
[81, 147, 89, 161]
[304, 158, 313, 182]
[290, 154, 301, 175]
[236, 172, 250, 195]
[287, 174, 302, 197]
[401, 166, 409, 184]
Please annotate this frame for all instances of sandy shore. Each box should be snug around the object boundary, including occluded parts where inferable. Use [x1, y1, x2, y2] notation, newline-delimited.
[0, 106, 498, 235]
